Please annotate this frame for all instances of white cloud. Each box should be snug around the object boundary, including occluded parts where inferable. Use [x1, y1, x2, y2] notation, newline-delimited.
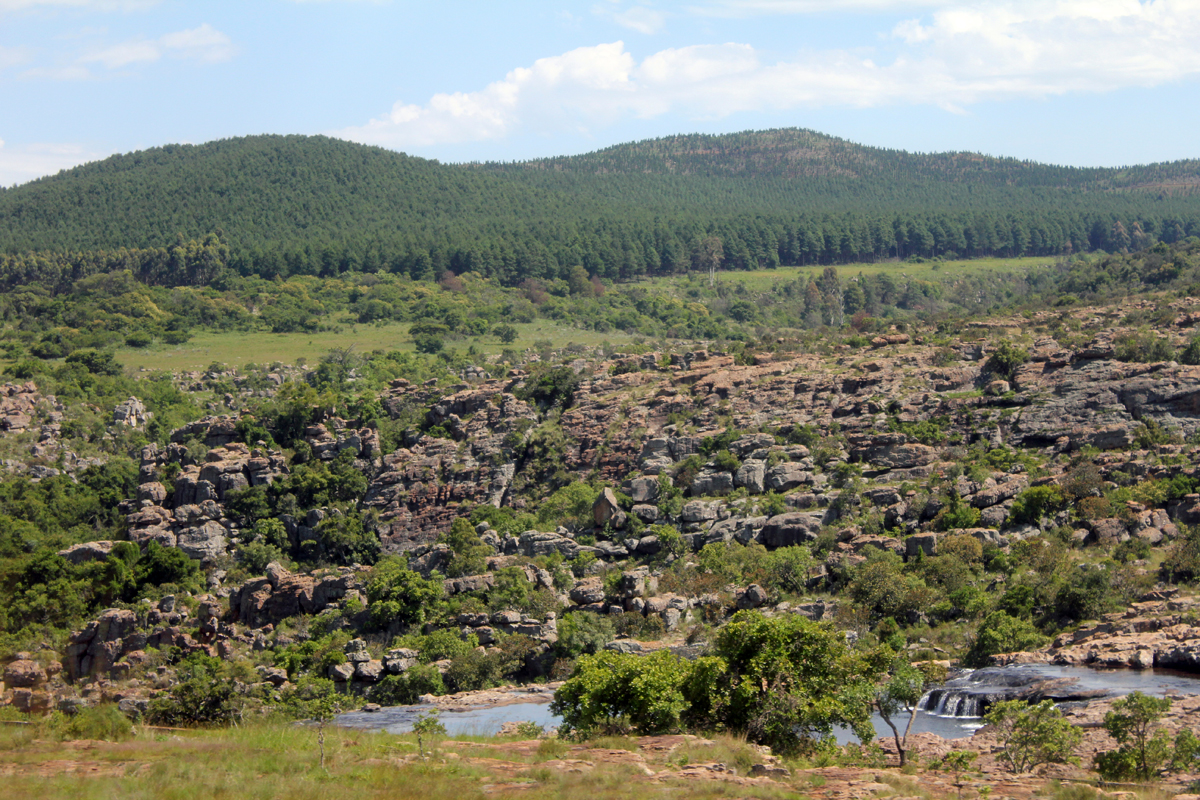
[0, 141, 110, 187]
[82, 23, 233, 68]
[337, 1, 1200, 150]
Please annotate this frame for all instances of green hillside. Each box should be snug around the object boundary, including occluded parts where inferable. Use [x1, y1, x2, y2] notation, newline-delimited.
[1, 129, 1199, 287]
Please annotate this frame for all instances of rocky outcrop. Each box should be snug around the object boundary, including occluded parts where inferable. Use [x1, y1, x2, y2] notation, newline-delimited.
[229, 564, 362, 628]
[995, 595, 1200, 671]
[364, 387, 537, 552]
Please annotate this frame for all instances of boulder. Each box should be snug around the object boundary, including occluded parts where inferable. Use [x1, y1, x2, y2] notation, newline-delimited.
[3, 659, 47, 688]
[761, 512, 824, 547]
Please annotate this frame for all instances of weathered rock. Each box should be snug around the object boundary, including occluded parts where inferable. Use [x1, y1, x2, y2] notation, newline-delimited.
[734, 460, 766, 494]
[569, 577, 606, 605]
[3, 659, 47, 688]
[760, 511, 824, 547]
[57, 540, 118, 565]
[737, 584, 769, 609]
[764, 463, 812, 492]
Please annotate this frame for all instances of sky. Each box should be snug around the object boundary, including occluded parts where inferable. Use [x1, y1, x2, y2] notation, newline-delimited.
[2, 0, 1200, 187]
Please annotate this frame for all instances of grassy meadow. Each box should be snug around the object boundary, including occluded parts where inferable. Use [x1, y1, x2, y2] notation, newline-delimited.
[111, 256, 1059, 374]
[115, 320, 640, 374]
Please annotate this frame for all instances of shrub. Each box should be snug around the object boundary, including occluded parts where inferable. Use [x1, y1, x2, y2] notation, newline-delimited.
[439, 517, 490, 577]
[985, 699, 1082, 772]
[552, 650, 692, 738]
[1008, 485, 1067, 526]
[557, 611, 616, 658]
[52, 703, 134, 741]
[1095, 692, 1173, 781]
[146, 654, 246, 726]
[987, 340, 1029, 380]
[1161, 525, 1200, 583]
[934, 494, 981, 531]
[368, 664, 445, 705]
[963, 611, 1047, 667]
[365, 558, 444, 631]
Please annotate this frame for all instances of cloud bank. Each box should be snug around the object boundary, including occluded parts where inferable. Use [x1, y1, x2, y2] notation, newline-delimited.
[337, 0, 1200, 149]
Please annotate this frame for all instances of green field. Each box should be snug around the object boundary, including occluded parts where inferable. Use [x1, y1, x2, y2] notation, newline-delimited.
[116, 319, 640, 373]
[113, 255, 1059, 373]
[645, 255, 1061, 295]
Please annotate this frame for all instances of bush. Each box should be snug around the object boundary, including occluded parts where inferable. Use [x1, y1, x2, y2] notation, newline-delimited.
[51, 703, 134, 741]
[1095, 692, 1173, 780]
[365, 558, 443, 631]
[963, 611, 1047, 667]
[146, 654, 246, 726]
[985, 699, 1082, 772]
[439, 517, 490, 578]
[125, 331, 154, 348]
[557, 612, 616, 658]
[1008, 485, 1067, 526]
[987, 340, 1029, 380]
[1161, 525, 1200, 583]
[551, 650, 692, 738]
[368, 664, 446, 705]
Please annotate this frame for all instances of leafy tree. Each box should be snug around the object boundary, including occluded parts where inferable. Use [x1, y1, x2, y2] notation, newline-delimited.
[984, 699, 1082, 773]
[1008, 485, 1067, 526]
[439, 517, 491, 578]
[1095, 691, 1173, 780]
[365, 557, 443, 631]
[873, 658, 927, 766]
[963, 611, 1047, 667]
[709, 611, 886, 754]
[493, 323, 518, 344]
[551, 649, 694, 738]
[986, 340, 1028, 381]
[146, 654, 246, 726]
[516, 365, 582, 411]
[556, 611, 616, 658]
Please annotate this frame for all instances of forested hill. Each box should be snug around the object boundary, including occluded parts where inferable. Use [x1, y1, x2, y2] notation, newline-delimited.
[2, 130, 1200, 287]
[484, 128, 1200, 191]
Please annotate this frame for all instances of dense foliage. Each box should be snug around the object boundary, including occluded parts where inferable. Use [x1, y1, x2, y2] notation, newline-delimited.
[3, 131, 1199, 289]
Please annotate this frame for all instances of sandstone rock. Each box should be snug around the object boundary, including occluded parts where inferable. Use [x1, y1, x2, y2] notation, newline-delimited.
[734, 460, 766, 494]
[764, 462, 812, 492]
[570, 577, 606, 605]
[680, 500, 718, 523]
[328, 662, 355, 682]
[57, 540, 117, 565]
[629, 476, 660, 504]
[3, 659, 46, 688]
[691, 469, 733, 496]
[737, 584, 769, 609]
[760, 511, 824, 547]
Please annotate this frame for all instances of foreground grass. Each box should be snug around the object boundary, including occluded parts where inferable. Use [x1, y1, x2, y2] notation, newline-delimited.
[0, 723, 796, 800]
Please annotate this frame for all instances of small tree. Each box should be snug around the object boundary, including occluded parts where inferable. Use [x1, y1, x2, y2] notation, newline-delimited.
[873, 659, 926, 766]
[1095, 691, 1173, 780]
[413, 709, 447, 760]
[985, 699, 1082, 773]
[986, 340, 1029, 381]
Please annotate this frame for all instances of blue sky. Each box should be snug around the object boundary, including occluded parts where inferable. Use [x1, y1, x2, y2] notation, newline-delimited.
[2, 0, 1200, 186]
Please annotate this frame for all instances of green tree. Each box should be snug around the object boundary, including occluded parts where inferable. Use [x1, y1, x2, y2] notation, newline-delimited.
[439, 517, 491, 577]
[365, 557, 443, 630]
[551, 649, 693, 738]
[1095, 691, 1173, 781]
[963, 611, 1047, 667]
[873, 658, 927, 766]
[984, 699, 1082, 773]
[493, 323, 518, 344]
[986, 339, 1028, 381]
